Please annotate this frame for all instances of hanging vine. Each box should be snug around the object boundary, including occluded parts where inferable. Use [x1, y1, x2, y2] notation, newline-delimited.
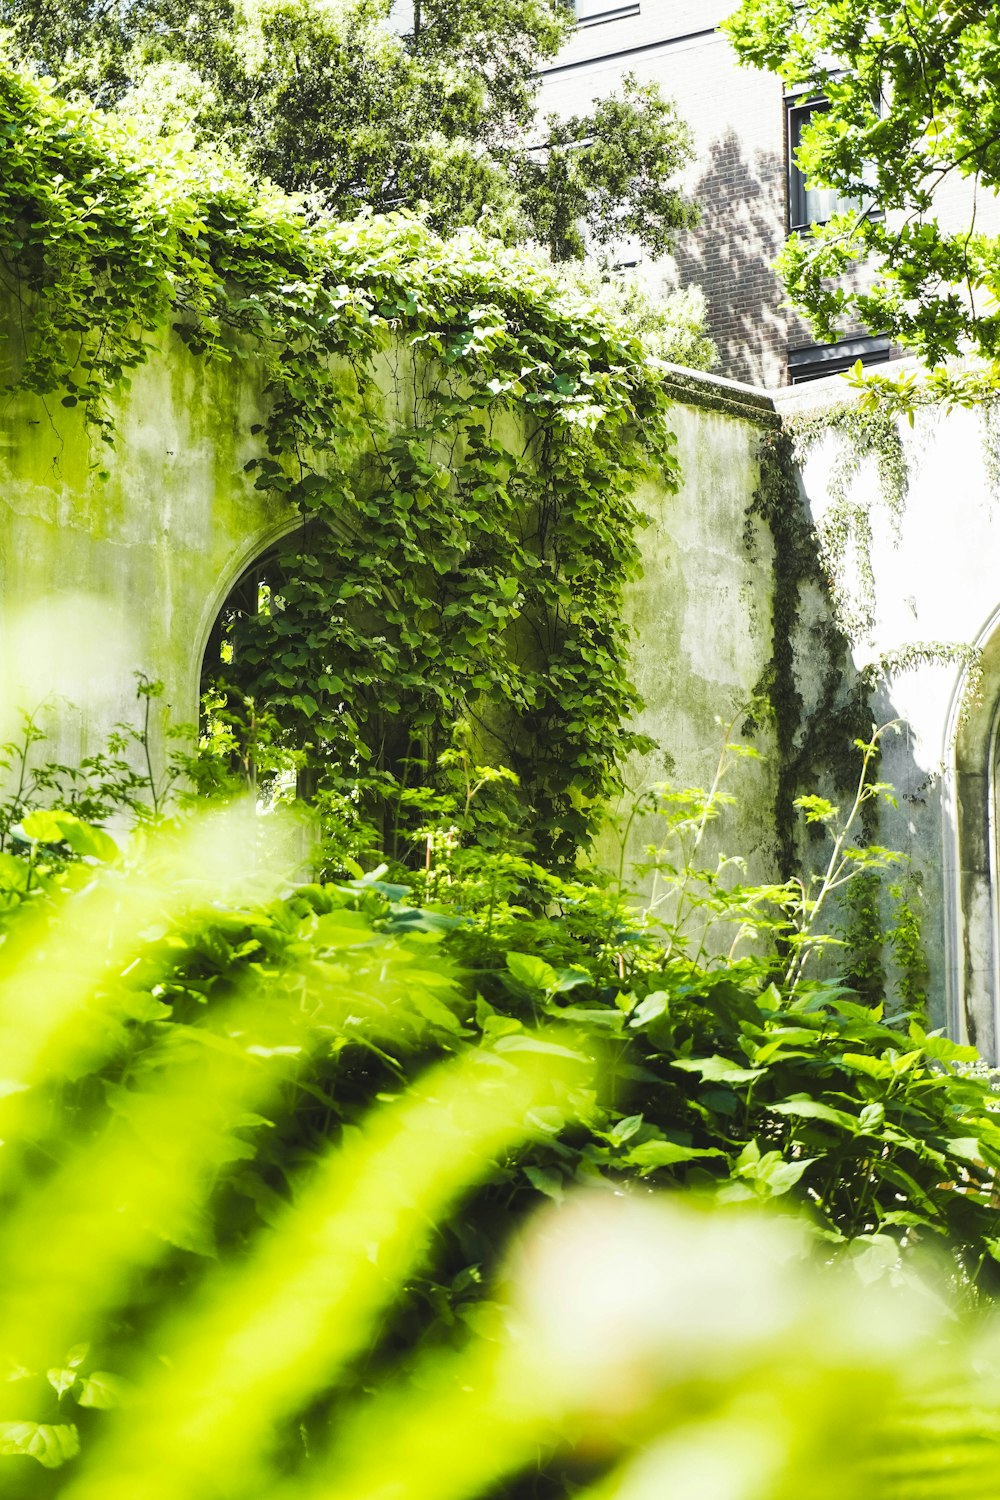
[0, 65, 680, 866]
[744, 429, 873, 874]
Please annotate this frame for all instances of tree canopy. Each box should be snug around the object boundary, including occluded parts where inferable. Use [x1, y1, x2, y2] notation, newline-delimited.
[725, 0, 1000, 388]
[1, 0, 698, 265]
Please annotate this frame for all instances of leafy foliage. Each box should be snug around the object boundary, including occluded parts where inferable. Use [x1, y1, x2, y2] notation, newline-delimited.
[0, 716, 996, 1494]
[1, 0, 698, 264]
[556, 264, 718, 370]
[0, 60, 681, 865]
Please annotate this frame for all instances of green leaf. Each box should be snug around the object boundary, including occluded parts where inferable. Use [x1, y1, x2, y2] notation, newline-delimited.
[56, 815, 119, 862]
[505, 952, 558, 993]
[608, 1113, 644, 1146]
[625, 1141, 724, 1170]
[767, 1097, 859, 1132]
[628, 990, 669, 1026]
[524, 1165, 564, 1202]
[19, 808, 68, 843]
[945, 1137, 986, 1166]
[76, 1372, 128, 1410]
[0, 1422, 80, 1468]
[46, 1368, 77, 1398]
[18, 810, 117, 861]
[672, 1055, 763, 1084]
[492, 1035, 584, 1060]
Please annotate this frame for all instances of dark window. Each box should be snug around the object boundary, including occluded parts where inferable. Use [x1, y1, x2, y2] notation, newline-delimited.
[787, 98, 852, 232]
[787, 334, 891, 385]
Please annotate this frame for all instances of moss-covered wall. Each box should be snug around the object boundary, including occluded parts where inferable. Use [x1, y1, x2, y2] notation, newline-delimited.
[0, 326, 786, 891]
[0, 325, 414, 771]
[776, 373, 1000, 1052]
[30, 309, 1000, 1040]
[610, 384, 782, 896]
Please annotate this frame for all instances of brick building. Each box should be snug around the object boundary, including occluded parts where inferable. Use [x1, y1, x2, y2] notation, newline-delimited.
[538, 2, 1000, 388]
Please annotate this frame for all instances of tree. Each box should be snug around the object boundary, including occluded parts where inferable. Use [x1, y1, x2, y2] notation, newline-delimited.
[1, 0, 698, 265]
[724, 0, 1000, 388]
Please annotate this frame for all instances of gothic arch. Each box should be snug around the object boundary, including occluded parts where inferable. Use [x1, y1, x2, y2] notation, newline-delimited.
[944, 604, 1000, 1058]
[190, 516, 307, 718]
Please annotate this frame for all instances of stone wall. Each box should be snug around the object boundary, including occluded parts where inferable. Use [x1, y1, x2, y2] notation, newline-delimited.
[5, 303, 1000, 1054]
[776, 372, 1000, 1054]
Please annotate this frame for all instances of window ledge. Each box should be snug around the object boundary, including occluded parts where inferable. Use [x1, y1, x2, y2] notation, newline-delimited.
[574, 3, 640, 28]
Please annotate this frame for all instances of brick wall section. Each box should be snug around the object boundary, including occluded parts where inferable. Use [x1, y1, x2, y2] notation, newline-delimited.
[537, 6, 801, 384]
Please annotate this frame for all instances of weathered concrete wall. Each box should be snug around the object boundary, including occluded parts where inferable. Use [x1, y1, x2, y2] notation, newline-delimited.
[775, 373, 1000, 1051]
[0, 317, 412, 773]
[609, 369, 781, 904]
[0, 324, 782, 867]
[10, 306, 998, 1054]
[0, 332, 291, 768]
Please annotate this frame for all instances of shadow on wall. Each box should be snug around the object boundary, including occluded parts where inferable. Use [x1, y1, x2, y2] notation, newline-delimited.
[673, 129, 792, 387]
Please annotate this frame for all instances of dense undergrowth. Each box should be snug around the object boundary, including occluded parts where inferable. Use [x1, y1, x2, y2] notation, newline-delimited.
[0, 706, 998, 1497]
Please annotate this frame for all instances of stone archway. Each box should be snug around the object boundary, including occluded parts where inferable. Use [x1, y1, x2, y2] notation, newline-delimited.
[945, 605, 1000, 1058]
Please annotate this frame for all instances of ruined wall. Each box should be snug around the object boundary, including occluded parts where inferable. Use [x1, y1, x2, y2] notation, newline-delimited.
[8, 308, 997, 1053]
[609, 369, 782, 896]
[0, 323, 784, 891]
[776, 372, 1000, 1053]
[0, 331, 290, 769]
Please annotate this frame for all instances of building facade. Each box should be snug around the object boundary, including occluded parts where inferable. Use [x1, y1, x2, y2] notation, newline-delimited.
[539, 3, 1000, 388]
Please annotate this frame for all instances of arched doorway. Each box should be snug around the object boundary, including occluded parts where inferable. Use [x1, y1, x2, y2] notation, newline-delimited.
[197, 530, 428, 868]
[945, 606, 1000, 1058]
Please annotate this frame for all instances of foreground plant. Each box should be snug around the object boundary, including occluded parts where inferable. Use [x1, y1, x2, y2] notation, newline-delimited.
[1, 810, 1000, 1500]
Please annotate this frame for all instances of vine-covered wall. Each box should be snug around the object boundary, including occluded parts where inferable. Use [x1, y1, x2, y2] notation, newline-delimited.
[0, 60, 786, 888]
[6, 61, 1000, 1041]
[0, 293, 784, 890]
[777, 376, 1000, 1051]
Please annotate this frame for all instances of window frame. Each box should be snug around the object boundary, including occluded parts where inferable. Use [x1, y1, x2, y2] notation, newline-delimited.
[786, 96, 843, 233]
[786, 91, 882, 235]
[571, 0, 640, 28]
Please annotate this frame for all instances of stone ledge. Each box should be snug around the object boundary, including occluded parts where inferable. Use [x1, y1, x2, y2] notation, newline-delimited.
[658, 363, 781, 427]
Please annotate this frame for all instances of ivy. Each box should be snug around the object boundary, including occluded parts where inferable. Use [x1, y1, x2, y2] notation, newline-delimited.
[744, 429, 873, 875]
[0, 64, 679, 865]
[792, 403, 910, 530]
[789, 402, 910, 645]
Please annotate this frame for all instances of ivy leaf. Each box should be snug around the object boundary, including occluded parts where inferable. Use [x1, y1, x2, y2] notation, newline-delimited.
[0, 1422, 80, 1468]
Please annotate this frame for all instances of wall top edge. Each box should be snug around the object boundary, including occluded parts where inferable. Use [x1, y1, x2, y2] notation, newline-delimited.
[658, 362, 781, 425]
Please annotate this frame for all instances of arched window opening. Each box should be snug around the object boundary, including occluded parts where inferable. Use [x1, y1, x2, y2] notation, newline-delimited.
[198, 543, 430, 872]
[947, 612, 1000, 1061]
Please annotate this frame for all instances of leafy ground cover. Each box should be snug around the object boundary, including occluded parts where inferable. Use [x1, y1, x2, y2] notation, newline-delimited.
[0, 722, 999, 1497]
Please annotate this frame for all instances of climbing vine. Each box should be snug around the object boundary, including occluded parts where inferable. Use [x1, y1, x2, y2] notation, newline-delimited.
[788, 402, 909, 645]
[979, 396, 1000, 501]
[0, 64, 679, 865]
[792, 403, 909, 528]
[744, 429, 872, 873]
